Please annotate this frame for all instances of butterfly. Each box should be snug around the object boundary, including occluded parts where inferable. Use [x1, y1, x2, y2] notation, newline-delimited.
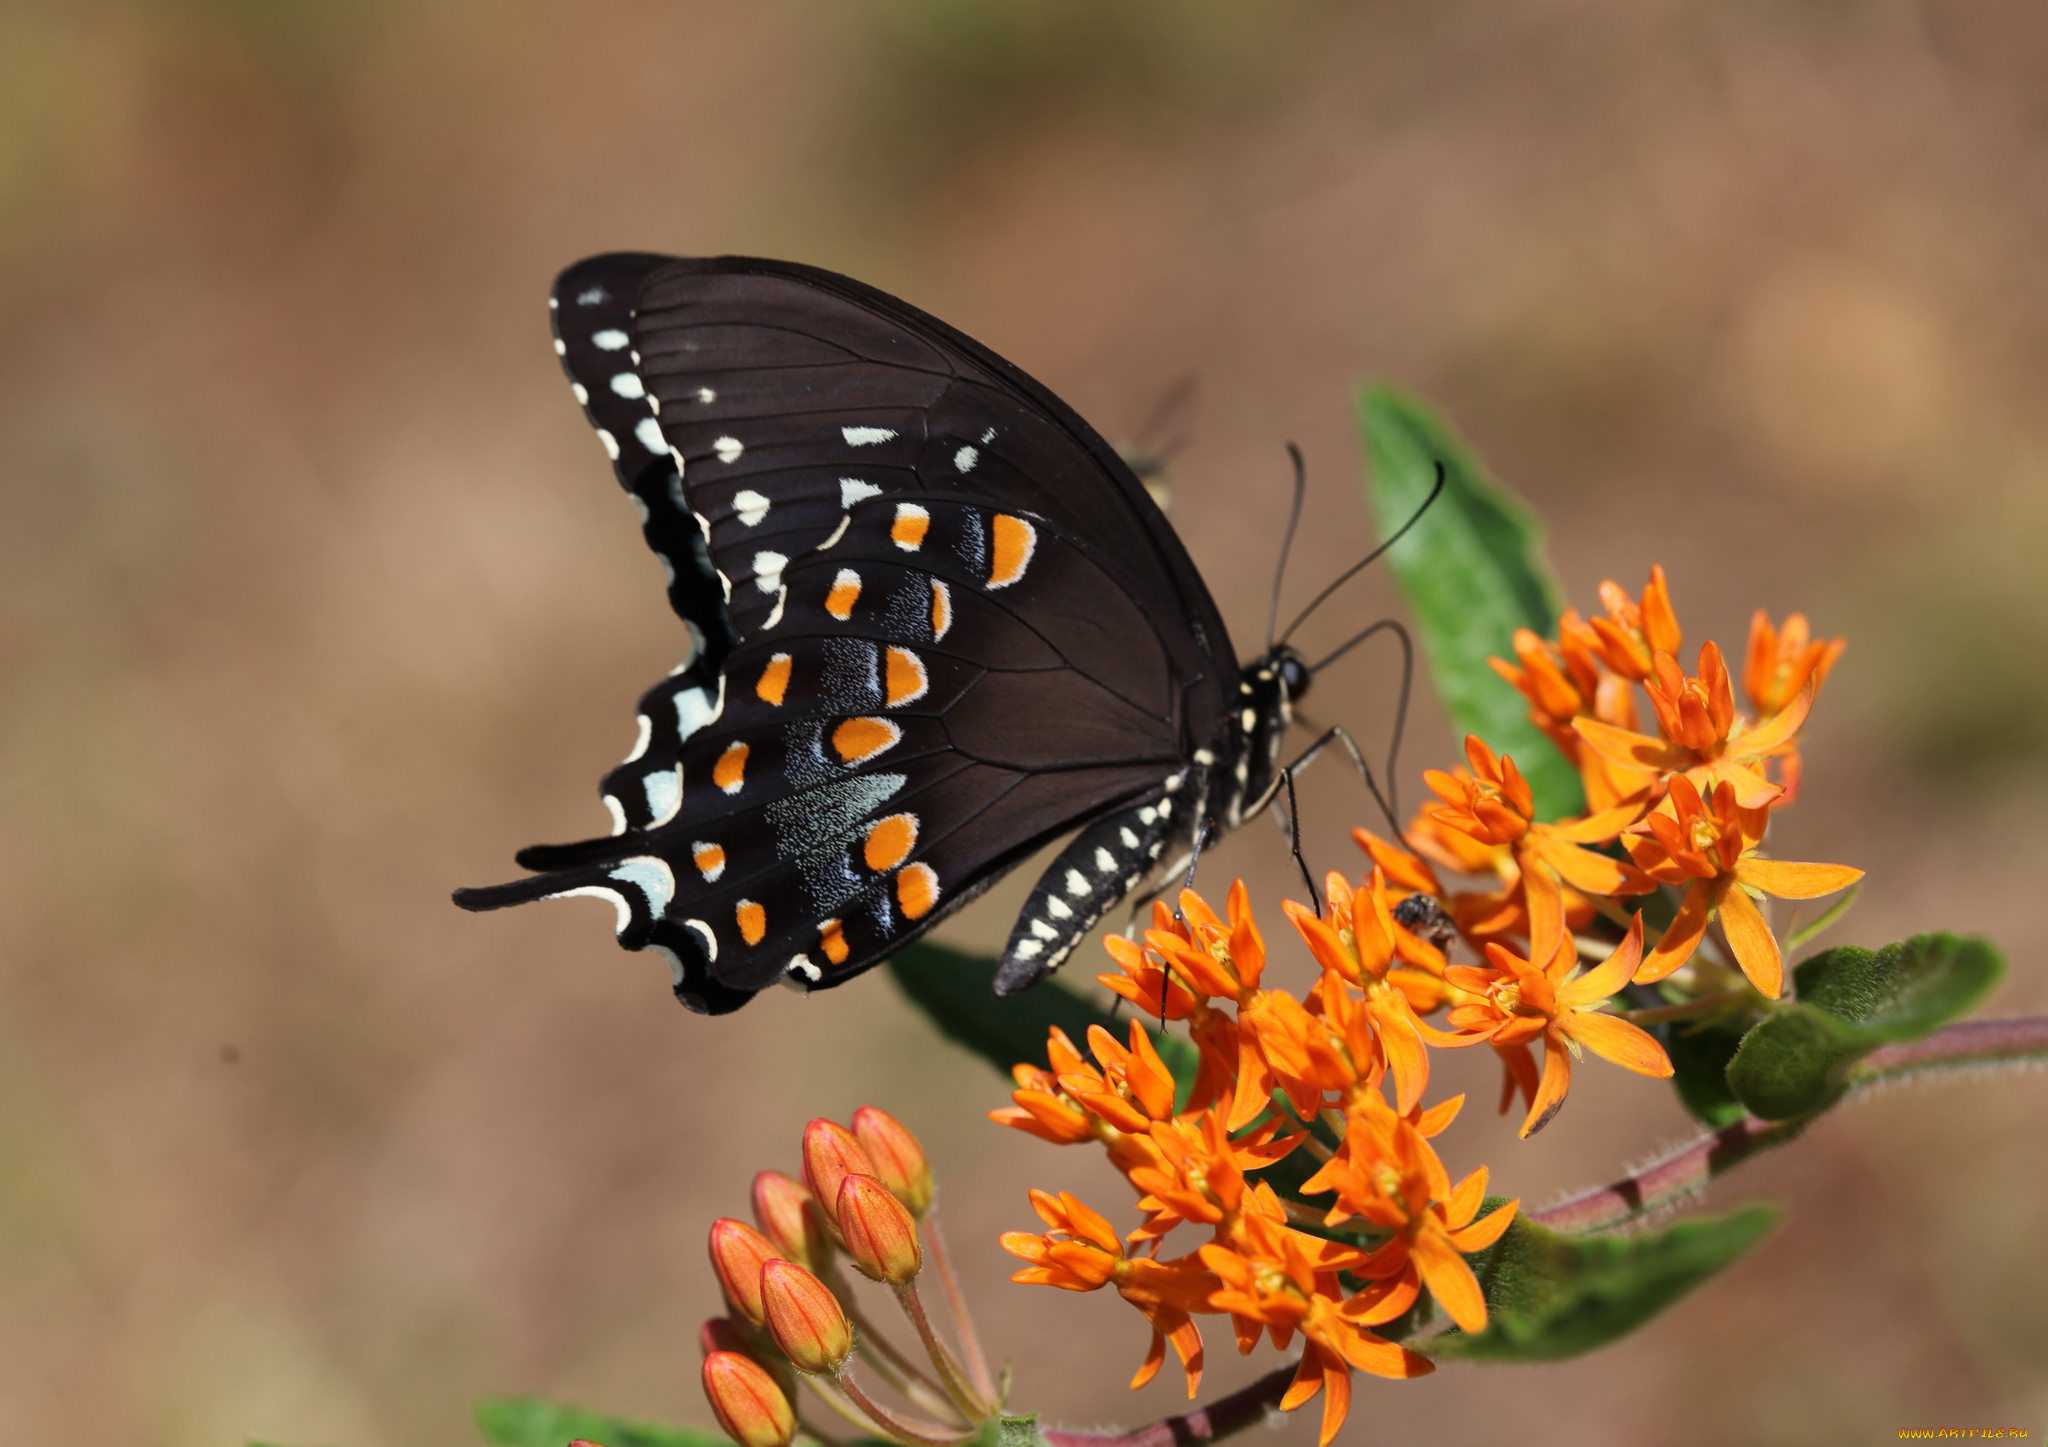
[455, 254, 1370, 1015]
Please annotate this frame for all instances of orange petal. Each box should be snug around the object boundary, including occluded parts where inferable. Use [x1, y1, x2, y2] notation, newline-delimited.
[1449, 1197, 1519, 1252]
[1560, 914, 1645, 1005]
[1574, 716, 1688, 773]
[1519, 1032, 1573, 1138]
[1636, 881, 1710, 984]
[1564, 1009, 1673, 1078]
[1730, 677, 1814, 759]
[1717, 883, 1783, 998]
[1537, 836, 1652, 897]
[1280, 1346, 1323, 1411]
[1316, 1349, 1351, 1446]
[1446, 1166, 1488, 1226]
[1411, 1228, 1489, 1333]
[1734, 858, 1864, 900]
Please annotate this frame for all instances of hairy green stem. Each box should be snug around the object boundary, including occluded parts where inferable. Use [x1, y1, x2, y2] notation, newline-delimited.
[1038, 1364, 1296, 1447]
[1535, 1014, 2048, 1233]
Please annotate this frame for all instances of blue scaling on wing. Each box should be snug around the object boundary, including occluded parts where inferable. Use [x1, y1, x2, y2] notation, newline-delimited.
[456, 256, 1314, 1014]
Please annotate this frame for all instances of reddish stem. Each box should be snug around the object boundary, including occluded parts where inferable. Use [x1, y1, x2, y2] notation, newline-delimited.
[1039, 1364, 1295, 1447]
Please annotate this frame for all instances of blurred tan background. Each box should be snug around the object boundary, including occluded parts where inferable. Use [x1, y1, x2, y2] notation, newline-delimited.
[3, 3, 2045, 1444]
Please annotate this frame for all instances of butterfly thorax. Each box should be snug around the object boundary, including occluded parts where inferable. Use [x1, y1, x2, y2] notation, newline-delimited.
[1214, 645, 1310, 830]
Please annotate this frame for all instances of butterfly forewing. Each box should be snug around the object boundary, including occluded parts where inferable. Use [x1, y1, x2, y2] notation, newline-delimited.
[456, 255, 1245, 1012]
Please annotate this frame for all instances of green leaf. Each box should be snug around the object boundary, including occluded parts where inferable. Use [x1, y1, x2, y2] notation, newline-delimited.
[1663, 1019, 1750, 1128]
[1431, 1203, 1780, 1361]
[475, 1396, 726, 1447]
[1726, 933, 2003, 1121]
[1358, 386, 1583, 821]
[886, 942, 1199, 1102]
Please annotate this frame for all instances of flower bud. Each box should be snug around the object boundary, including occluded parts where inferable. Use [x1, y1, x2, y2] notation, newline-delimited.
[759, 1259, 853, 1375]
[708, 1217, 786, 1326]
[851, 1105, 934, 1216]
[801, 1118, 878, 1229]
[751, 1169, 833, 1271]
[703, 1350, 797, 1447]
[836, 1173, 923, 1285]
[700, 1316, 798, 1396]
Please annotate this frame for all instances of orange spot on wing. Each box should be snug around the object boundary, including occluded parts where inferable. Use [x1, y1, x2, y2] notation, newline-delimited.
[756, 653, 792, 705]
[736, 899, 766, 946]
[929, 579, 952, 641]
[891, 504, 930, 551]
[819, 918, 849, 965]
[826, 569, 862, 620]
[884, 647, 928, 706]
[691, 842, 726, 881]
[896, 863, 939, 920]
[863, 813, 918, 872]
[714, 741, 749, 794]
[831, 716, 901, 765]
[988, 514, 1036, 589]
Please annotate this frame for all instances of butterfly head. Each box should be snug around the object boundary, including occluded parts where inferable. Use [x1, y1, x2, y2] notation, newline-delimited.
[1220, 644, 1310, 827]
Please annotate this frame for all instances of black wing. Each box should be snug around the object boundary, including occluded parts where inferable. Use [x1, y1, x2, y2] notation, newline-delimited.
[456, 256, 1238, 1012]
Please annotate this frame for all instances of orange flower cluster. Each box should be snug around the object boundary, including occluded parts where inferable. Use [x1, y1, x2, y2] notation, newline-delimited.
[1413, 564, 1862, 998]
[996, 569, 1867, 1442]
[996, 878, 1523, 1445]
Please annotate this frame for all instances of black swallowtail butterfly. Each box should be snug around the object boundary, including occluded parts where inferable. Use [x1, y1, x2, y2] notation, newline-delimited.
[454, 254, 1330, 1014]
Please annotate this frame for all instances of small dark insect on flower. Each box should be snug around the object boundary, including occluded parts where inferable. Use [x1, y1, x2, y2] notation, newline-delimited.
[1392, 892, 1457, 953]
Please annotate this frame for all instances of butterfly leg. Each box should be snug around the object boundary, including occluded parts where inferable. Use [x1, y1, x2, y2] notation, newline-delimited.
[1275, 723, 1406, 841]
[992, 792, 1185, 996]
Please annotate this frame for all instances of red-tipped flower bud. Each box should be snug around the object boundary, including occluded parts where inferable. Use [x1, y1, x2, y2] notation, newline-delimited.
[759, 1259, 853, 1375]
[801, 1119, 878, 1229]
[703, 1350, 797, 1447]
[708, 1217, 786, 1326]
[751, 1169, 833, 1271]
[837, 1173, 923, 1285]
[701, 1316, 798, 1398]
[851, 1105, 935, 1216]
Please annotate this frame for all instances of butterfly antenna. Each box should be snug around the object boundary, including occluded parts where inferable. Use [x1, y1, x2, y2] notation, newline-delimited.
[1277, 460, 1445, 646]
[1265, 443, 1310, 651]
[1281, 768, 1321, 914]
[1309, 617, 1415, 827]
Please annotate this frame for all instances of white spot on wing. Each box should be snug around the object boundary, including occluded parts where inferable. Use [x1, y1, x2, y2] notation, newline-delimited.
[553, 338, 566, 356]
[842, 426, 896, 447]
[644, 768, 682, 826]
[954, 445, 979, 473]
[549, 885, 631, 934]
[762, 585, 787, 629]
[816, 514, 851, 550]
[840, 477, 882, 508]
[603, 795, 627, 836]
[575, 286, 606, 306]
[593, 328, 629, 350]
[597, 428, 620, 460]
[697, 387, 716, 403]
[685, 918, 718, 961]
[753, 551, 787, 592]
[571, 383, 588, 404]
[733, 489, 770, 527]
[636, 417, 666, 454]
[625, 714, 652, 763]
[1093, 847, 1117, 873]
[675, 686, 715, 740]
[610, 372, 646, 399]
[979, 426, 996, 444]
[1030, 919, 1058, 941]
[714, 435, 744, 463]
[1046, 895, 1073, 920]
[611, 856, 675, 917]
[1065, 870, 1090, 898]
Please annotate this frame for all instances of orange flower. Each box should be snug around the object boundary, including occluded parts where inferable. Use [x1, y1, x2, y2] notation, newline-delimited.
[1001, 1189, 1214, 1396]
[1423, 736, 1650, 956]
[1437, 916, 1672, 1136]
[1199, 1200, 1432, 1445]
[1584, 565, 1683, 683]
[1282, 871, 1449, 1114]
[1624, 773, 1864, 997]
[1744, 608, 1844, 718]
[1299, 1092, 1518, 1333]
[1124, 1109, 1298, 1243]
[1575, 641, 1810, 810]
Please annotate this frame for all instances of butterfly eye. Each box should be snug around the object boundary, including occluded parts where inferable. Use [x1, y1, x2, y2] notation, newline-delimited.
[1278, 650, 1312, 703]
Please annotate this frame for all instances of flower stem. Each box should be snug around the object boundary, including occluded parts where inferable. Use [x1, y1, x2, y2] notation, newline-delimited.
[1535, 1014, 2048, 1233]
[841, 1296, 963, 1424]
[921, 1203, 999, 1407]
[834, 1366, 977, 1447]
[1614, 986, 1752, 1026]
[1039, 1363, 1296, 1447]
[895, 1280, 990, 1421]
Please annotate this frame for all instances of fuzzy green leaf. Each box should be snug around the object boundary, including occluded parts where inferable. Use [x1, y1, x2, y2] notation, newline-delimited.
[1726, 933, 2003, 1120]
[1432, 1203, 1780, 1361]
[1358, 386, 1583, 820]
[1663, 1019, 1750, 1128]
[886, 941, 1199, 1102]
[475, 1397, 724, 1447]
